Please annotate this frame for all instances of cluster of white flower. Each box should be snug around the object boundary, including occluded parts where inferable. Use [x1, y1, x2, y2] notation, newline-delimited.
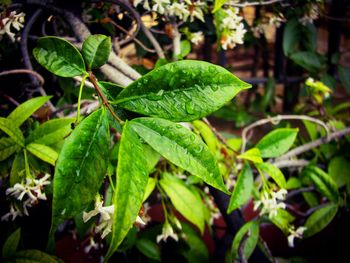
[299, 4, 319, 25]
[287, 225, 307, 247]
[83, 196, 147, 239]
[253, 189, 287, 218]
[218, 8, 246, 50]
[133, 0, 205, 22]
[156, 220, 179, 243]
[189, 31, 204, 45]
[0, 11, 25, 42]
[1, 174, 51, 221]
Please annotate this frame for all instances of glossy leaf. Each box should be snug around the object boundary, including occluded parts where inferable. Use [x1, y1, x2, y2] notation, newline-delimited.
[256, 128, 298, 158]
[304, 203, 338, 238]
[192, 120, 219, 154]
[2, 228, 21, 259]
[143, 177, 156, 202]
[14, 249, 62, 263]
[130, 117, 227, 193]
[82, 34, 111, 69]
[26, 143, 58, 166]
[114, 60, 251, 122]
[52, 109, 109, 220]
[142, 144, 160, 172]
[227, 163, 253, 213]
[181, 223, 209, 263]
[255, 162, 286, 189]
[0, 117, 25, 147]
[213, 0, 227, 13]
[135, 238, 161, 261]
[10, 152, 25, 185]
[237, 148, 263, 163]
[283, 19, 299, 56]
[106, 122, 148, 261]
[26, 118, 74, 146]
[270, 209, 295, 234]
[33, 36, 86, 77]
[286, 177, 302, 189]
[0, 137, 20, 161]
[290, 51, 325, 73]
[98, 81, 123, 101]
[328, 156, 350, 187]
[229, 221, 259, 262]
[159, 173, 205, 233]
[302, 166, 339, 202]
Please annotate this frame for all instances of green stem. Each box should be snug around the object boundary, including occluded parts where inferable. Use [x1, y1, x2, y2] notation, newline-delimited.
[23, 149, 33, 179]
[76, 73, 89, 123]
[108, 173, 116, 192]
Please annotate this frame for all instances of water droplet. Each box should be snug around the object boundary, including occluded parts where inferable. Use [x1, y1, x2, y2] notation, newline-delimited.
[75, 169, 82, 183]
[175, 124, 182, 129]
[190, 134, 196, 141]
[148, 90, 164, 101]
[137, 82, 142, 88]
[180, 78, 186, 84]
[211, 84, 219, 91]
[194, 145, 204, 154]
[143, 78, 149, 85]
[185, 102, 195, 114]
[209, 65, 217, 73]
[157, 89, 164, 96]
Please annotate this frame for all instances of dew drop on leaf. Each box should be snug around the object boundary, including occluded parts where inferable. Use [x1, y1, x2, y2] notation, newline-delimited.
[185, 102, 195, 114]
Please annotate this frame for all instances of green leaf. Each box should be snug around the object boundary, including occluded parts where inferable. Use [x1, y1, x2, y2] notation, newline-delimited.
[7, 96, 52, 127]
[52, 109, 109, 220]
[143, 144, 160, 173]
[135, 238, 161, 261]
[2, 228, 21, 259]
[229, 221, 259, 262]
[10, 152, 25, 185]
[114, 60, 251, 122]
[159, 173, 205, 233]
[303, 192, 319, 207]
[143, 177, 157, 202]
[106, 121, 148, 261]
[130, 117, 227, 193]
[283, 19, 300, 56]
[0, 118, 25, 147]
[180, 223, 209, 263]
[302, 165, 339, 203]
[192, 120, 219, 154]
[14, 249, 62, 263]
[304, 203, 338, 238]
[237, 148, 263, 163]
[270, 209, 295, 234]
[26, 143, 58, 166]
[98, 81, 123, 101]
[33, 36, 86, 77]
[227, 162, 253, 213]
[26, 118, 74, 146]
[286, 177, 302, 189]
[338, 65, 350, 94]
[178, 40, 191, 58]
[0, 137, 20, 161]
[212, 0, 227, 13]
[290, 51, 325, 73]
[255, 162, 286, 189]
[328, 156, 350, 188]
[303, 120, 318, 141]
[82, 34, 111, 69]
[256, 128, 298, 158]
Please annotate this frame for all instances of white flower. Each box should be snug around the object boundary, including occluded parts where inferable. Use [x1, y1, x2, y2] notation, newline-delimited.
[1, 204, 24, 221]
[168, 2, 190, 20]
[299, 4, 319, 25]
[287, 226, 307, 247]
[184, 0, 205, 22]
[189, 31, 204, 45]
[134, 0, 151, 10]
[84, 237, 100, 253]
[156, 221, 179, 243]
[253, 189, 287, 218]
[152, 0, 170, 15]
[0, 11, 25, 42]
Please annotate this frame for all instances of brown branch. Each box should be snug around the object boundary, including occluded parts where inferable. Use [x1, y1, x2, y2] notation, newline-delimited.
[277, 127, 350, 161]
[88, 71, 123, 125]
[0, 69, 45, 86]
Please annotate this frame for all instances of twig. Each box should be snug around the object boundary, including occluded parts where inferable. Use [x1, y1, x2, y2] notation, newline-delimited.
[273, 159, 309, 169]
[172, 22, 181, 59]
[286, 203, 330, 218]
[238, 231, 250, 263]
[202, 117, 228, 145]
[140, 23, 166, 59]
[286, 186, 314, 199]
[0, 69, 44, 86]
[88, 71, 124, 125]
[73, 76, 94, 88]
[241, 115, 330, 153]
[66, 101, 99, 118]
[277, 127, 350, 161]
[228, 0, 286, 7]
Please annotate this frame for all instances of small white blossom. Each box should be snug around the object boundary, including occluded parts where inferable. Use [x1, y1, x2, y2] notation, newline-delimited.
[0, 11, 25, 42]
[186, 0, 205, 22]
[299, 4, 319, 25]
[189, 31, 204, 45]
[84, 237, 100, 254]
[253, 189, 287, 218]
[287, 226, 307, 247]
[1, 204, 24, 221]
[152, 0, 170, 15]
[168, 2, 190, 20]
[156, 221, 179, 243]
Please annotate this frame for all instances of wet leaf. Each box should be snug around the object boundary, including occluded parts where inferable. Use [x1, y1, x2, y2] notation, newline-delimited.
[82, 34, 111, 69]
[0, 137, 20, 161]
[26, 143, 58, 166]
[52, 109, 109, 221]
[192, 120, 219, 154]
[143, 177, 156, 202]
[130, 117, 227, 193]
[106, 122, 148, 261]
[255, 162, 286, 189]
[237, 148, 263, 163]
[227, 162, 253, 213]
[0, 117, 25, 147]
[328, 156, 350, 187]
[114, 60, 251, 122]
[33, 36, 86, 77]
